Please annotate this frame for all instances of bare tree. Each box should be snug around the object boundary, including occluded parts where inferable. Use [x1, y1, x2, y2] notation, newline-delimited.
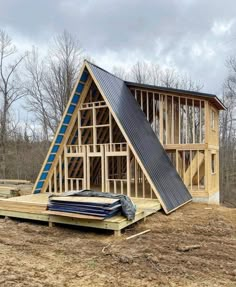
[130, 61, 151, 84]
[25, 30, 84, 135]
[149, 63, 161, 86]
[24, 48, 52, 140]
[0, 29, 26, 177]
[45, 30, 83, 117]
[219, 56, 236, 205]
[112, 66, 130, 81]
[126, 61, 203, 91]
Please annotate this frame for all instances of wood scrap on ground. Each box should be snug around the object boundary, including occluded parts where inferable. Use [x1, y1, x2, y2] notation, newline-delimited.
[176, 244, 201, 252]
[126, 229, 151, 240]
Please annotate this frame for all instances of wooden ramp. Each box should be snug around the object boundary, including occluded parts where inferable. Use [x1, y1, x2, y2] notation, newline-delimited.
[0, 194, 161, 236]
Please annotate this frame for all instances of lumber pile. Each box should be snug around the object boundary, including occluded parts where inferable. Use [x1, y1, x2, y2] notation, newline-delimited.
[0, 194, 47, 214]
[0, 180, 33, 198]
[0, 186, 20, 198]
[48, 196, 122, 219]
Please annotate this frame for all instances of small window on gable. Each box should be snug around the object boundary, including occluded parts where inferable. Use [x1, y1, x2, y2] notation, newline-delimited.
[211, 153, 216, 174]
[211, 110, 215, 130]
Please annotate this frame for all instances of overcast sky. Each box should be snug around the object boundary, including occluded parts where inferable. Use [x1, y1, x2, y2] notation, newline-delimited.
[1, 0, 236, 99]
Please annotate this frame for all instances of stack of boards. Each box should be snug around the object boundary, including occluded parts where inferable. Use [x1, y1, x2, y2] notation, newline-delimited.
[0, 180, 33, 198]
[47, 196, 122, 220]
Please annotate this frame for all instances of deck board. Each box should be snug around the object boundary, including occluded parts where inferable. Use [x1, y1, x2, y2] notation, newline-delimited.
[0, 194, 161, 232]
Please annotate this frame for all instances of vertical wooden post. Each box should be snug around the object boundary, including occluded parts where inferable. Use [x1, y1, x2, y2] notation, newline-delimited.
[176, 150, 179, 173]
[54, 166, 57, 193]
[204, 150, 208, 192]
[192, 99, 195, 144]
[152, 93, 156, 134]
[83, 145, 87, 189]
[78, 110, 81, 146]
[101, 145, 105, 192]
[105, 154, 108, 192]
[197, 150, 200, 190]
[183, 151, 186, 185]
[64, 146, 68, 192]
[86, 146, 90, 189]
[200, 101, 202, 143]
[205, 101, 209, 144]
[135, 158, 138, 197]
[179, 97, 181, 144]
[171, 96, 174, 144]
[92, 105, 97, 147]
[127, 147, 131, 197]
[59, 155, 62, 193]
[114, 180, 117, 194]
[142, 172, 145, 198]
[109, 111, 113, 144]
[159, 94, 163, 144]
[165, 95, 168, 144]
[49, 178, 52, 193]
[185, 98, 188, 144]
[121, 180, 123, 194]
[190, 150, 192, 191]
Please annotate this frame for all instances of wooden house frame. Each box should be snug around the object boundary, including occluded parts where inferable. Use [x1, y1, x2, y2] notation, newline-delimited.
[126, 83, 225, 203]
[32, 61, 225, 213]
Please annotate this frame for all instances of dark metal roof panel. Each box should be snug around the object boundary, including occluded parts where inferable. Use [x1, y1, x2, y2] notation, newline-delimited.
[87, 62, 192, 213]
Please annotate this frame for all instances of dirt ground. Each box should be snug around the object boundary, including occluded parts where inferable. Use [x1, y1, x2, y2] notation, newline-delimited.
[0, 202, 235, 287]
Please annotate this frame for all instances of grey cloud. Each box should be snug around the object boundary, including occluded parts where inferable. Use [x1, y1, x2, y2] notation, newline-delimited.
[0, 0, 236, 94]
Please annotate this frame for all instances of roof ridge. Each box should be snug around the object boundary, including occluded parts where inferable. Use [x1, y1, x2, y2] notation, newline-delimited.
[85, 59, 124, 82]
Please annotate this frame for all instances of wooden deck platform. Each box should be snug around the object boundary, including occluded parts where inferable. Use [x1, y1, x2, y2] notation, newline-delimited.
[0, 194, 161, 236]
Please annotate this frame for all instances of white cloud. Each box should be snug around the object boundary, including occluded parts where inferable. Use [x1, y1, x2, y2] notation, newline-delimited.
[211, 19, 235, 36]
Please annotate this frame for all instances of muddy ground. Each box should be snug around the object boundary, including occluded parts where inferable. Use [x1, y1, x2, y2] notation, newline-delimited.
[0, 202, 235, 287]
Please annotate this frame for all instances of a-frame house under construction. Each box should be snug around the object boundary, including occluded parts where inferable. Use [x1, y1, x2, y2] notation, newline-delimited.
[32, 61, 225, 214]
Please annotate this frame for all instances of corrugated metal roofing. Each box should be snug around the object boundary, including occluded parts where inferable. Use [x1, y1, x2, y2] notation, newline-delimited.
[126, 81, 226, 110]
[87, 61, 192, 213]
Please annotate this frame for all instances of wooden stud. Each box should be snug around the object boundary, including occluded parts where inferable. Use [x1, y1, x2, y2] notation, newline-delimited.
[172, 96, 174, 144]
[86, 146, 90, 189]
[197, 150, 200, 191]
[54, 166, 57, 193]
[159, 94, 163, 144]
[59, 155, 62, 193]
[200, 101, 202, 143]
[179, 97, 181, 144]
[101, 145, 105, 192]
[185, 98, 188, 144]
[192, 99, 195, 144]
[78, 110, 81, 146]
[64, 147, 68, 192]
[152, 93, 156, 134]
[190, 150, 192, 191]
[127, 147, 131, 197]
[165, 95, 168, 144]
[135, 158, 138, 198]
